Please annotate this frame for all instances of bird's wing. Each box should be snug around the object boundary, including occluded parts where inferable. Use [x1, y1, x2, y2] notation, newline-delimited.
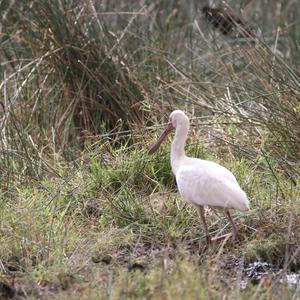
[175, 162, 249, 211]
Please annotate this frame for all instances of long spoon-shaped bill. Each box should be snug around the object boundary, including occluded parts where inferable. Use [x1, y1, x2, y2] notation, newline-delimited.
[148, 122, 174, 154]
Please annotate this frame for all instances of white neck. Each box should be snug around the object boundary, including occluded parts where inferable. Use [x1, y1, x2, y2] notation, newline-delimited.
[171, 123, 189, 175]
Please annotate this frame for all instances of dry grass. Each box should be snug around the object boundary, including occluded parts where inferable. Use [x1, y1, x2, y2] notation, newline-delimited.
[0, 138, 299, 299]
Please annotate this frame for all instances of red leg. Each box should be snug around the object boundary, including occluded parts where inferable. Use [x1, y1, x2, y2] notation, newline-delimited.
[225, 210, 237, 239]
[197, 206, 211, 244]
[211, 209, 237, 242]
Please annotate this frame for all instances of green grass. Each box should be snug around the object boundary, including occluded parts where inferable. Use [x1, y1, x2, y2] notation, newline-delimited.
[1, 135, 299, 299]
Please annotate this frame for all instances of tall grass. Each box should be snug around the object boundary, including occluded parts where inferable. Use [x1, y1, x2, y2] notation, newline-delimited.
[1, 1, 149, 154]
[1, 0, 299, 166]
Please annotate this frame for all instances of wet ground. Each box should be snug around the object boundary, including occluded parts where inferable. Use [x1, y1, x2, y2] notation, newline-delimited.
[229, 260, 300, 291]
[1, 251, 299, 299]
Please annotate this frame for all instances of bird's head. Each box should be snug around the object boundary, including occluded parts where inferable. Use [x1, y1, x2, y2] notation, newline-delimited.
[148, 110, 189, 154]
[169, 110, 189, 129]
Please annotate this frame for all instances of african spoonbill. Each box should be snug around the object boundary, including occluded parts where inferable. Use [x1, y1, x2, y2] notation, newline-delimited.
[149, 110, 249, 244]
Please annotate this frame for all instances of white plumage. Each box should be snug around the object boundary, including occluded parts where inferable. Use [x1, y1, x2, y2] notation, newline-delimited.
[149, 110, 249, 243]
[176, 159, 249, 211]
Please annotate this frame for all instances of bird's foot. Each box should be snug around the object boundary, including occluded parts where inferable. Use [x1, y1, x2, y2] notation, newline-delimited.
[198, 233, 234, 255]
[211, 233, 232, 242]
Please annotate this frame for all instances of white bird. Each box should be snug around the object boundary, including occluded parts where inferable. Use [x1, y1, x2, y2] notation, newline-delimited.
[149, 110, 249, 244]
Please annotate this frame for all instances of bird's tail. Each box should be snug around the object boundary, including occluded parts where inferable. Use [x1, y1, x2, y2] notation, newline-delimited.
[226, 182, 250, 212]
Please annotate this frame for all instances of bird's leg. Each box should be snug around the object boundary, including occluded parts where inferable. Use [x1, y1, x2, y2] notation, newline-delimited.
[197, 206, 211, 245]
[211, 210, 237, 242]
[225, 210, 237, 239]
